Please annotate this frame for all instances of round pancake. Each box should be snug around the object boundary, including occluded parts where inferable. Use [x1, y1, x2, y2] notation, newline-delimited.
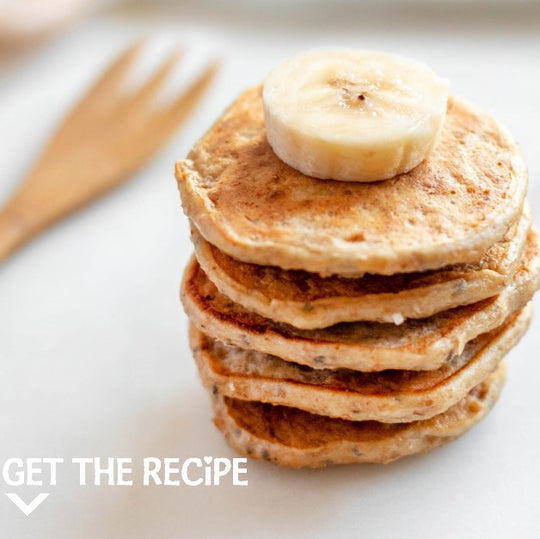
[176, 86, 527, 276]
[191, 303, 530, 423]
[181, 229, 540, 372]
[211, 362, 506, 467]
[191, 207, 530, 328]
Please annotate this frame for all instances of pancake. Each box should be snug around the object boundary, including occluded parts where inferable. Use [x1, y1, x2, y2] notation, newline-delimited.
[211, 361, 506, 467]
[191, 303, 530, 423]
[176, 86, 527, 276]
[191, 207, 530, 328]
[181, 229, 540, 372]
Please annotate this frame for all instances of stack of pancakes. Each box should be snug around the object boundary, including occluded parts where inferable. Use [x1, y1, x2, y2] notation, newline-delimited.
[176, 86, 540, 467]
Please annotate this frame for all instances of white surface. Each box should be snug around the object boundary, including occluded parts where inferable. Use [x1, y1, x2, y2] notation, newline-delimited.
[1, 4, 540, 538]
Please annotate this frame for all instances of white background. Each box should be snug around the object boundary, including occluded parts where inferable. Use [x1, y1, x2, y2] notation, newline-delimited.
[1, 2, 539, 537]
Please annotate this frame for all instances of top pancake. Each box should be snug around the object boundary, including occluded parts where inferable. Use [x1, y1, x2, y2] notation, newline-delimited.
[176, 86, 527, 276]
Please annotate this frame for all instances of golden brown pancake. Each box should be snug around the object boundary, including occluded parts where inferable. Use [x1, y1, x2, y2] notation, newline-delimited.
[181, 229, 540, 372]
[191, 207, 530, 328]
[191, 303, 530, 423]
[211, 361, 506, 467]
[176, 86, 527, 276]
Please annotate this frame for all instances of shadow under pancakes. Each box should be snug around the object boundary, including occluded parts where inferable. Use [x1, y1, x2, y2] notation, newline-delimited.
[85, 385, 465, 538]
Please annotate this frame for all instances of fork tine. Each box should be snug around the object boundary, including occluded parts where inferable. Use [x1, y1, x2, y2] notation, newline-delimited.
[126, 48, 184, 109]
[118, 60, 220, 169]
[82, 40, 146, 103]
[163, 59, 221, 126]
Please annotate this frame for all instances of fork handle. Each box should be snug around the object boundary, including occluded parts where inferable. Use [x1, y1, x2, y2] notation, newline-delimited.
[0, 201, 36, 264]
[0, 164, 92, 264]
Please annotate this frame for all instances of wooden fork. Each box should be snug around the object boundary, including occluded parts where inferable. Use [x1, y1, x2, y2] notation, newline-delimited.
[0, 41, 219, 263]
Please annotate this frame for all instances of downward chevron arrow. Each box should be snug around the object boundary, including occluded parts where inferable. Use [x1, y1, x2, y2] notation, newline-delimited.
[5, 493, 50, 516]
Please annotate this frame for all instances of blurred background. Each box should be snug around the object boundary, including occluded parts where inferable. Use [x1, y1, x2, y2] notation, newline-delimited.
[1, 1, 540, 538]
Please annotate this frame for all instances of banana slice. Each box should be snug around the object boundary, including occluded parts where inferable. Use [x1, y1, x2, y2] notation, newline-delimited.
[263, 49, 449, 182]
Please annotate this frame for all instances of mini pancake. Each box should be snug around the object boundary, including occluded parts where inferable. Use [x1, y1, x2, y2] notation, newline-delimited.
[181, 229, 540, 372]
[176, 86, 527, 276]
[191, 208, 530, 328]
[211, 362, 506, 467]
[191, 303, 530, 423]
